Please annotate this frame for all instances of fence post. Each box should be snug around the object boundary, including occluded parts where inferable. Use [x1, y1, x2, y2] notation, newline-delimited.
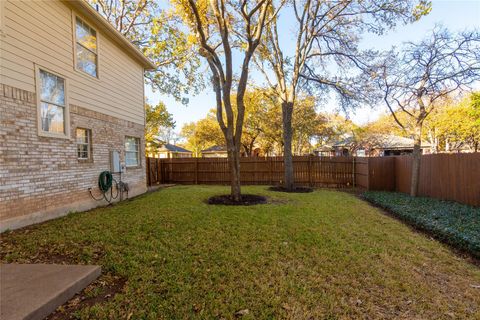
[195, 158, 198, 185]
[167, 159, 170, 184]
[352, 157, 356, 188]
[254, 158, 257, 185]
[392, 156, 396, 192]
[146, 158, 151, 186]
[366, 158, 370, 190]
[308, 154, 313, 187]
[157, 159, 161, 184]
[161, 159, 166, 184]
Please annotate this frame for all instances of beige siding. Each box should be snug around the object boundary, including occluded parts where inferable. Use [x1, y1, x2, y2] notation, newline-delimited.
[0, 0, 145, 124]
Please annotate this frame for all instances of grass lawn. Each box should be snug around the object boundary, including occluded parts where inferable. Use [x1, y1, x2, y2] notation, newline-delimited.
[1, 186, 479, 319]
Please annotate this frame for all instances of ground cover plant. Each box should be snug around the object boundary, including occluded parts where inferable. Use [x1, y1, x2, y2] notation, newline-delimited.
[1, 186, 479, 319]
[363, 191, 480, 258]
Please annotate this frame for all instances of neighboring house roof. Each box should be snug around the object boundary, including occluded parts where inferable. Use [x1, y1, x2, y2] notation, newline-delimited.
[374, 135, 431, 149]
[64, 0, 155, 70]
[333, 134, 431, 149]
[202, 145, 227, 153]
[314, 145, 334, 152]
[332, 136, 356, 148]
[159, 143, 192, 153]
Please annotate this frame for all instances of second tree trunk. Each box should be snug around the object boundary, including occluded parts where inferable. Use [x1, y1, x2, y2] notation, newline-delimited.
[282, 101, 294, 191]
[410, 122, 423, 197]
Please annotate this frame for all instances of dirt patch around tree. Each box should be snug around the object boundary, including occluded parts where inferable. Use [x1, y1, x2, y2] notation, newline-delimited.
[207, 194, 268, 206]
[268, 186, 314, 193]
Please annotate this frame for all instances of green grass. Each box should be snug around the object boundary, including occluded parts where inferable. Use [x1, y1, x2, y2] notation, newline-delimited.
[363, 191, 480, 258]
[1, 186, 479, 319]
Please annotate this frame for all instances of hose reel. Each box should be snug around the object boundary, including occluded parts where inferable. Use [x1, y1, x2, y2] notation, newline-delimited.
[89, 171, 119, 203]
[98, 171, 113, 192]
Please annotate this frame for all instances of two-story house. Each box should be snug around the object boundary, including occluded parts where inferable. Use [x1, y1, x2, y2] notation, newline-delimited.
[0, 0, 155, 231]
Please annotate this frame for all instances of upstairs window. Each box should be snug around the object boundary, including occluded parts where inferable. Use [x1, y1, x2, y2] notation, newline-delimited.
[38, 69, 67, 135]
[76, 128, 92, 160]
[75, 18, 98, 77]
[125, 136, 140, 167]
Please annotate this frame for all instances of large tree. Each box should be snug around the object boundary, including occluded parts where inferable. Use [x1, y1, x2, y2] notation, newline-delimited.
[181, 90, 322, 157]
[238, 90, 268, 156]
[172, 0, 272, 201]
[145, 102, 176, 157]
[145, 102, 175, 143]
[314, 113, 359, 148]
[181, 89, 280, 157]
[432, 93, 480, 152]
[291, 96, 320, 155]
[181, 112, 224, 157]
[90, 0, 203, 101]
[254, 0, 430, 190]
[377, 27, 480, 196]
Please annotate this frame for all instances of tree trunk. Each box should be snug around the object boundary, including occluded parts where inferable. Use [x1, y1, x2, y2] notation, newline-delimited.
[282, 101, 294, 190]
[249, 138, 256, 157]
[227, 140, 242, 201]
[428, 128, 437, 153]
[410, 121, 423, 197]
[242, 144, 249, 157]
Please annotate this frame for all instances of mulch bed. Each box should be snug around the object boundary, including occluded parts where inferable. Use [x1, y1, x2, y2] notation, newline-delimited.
[268, 186, 314, 193]
[207, 194, 267, 206]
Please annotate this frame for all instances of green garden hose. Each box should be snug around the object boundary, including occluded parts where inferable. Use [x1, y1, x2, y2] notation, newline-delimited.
[88, 171, 119, 204]
[98, 171, 113, 192]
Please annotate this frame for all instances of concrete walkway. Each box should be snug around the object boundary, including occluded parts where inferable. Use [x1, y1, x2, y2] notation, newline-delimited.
[1, 264, 101, 320]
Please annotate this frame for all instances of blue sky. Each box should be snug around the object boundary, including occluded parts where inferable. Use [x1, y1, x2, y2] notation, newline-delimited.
[146, 0, 480, 131]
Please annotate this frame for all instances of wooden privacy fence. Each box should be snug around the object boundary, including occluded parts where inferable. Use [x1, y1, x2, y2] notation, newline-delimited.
[354, 153, 480, 207]
[147, 156, 356, 188]
[147, 153, 479, 206]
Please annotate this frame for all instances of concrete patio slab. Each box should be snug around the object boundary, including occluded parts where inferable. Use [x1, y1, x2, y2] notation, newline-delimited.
[1, 264, 101, 320]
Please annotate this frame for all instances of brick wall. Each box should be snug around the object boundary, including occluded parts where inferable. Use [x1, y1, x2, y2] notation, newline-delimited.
[0, 84, 147, 231]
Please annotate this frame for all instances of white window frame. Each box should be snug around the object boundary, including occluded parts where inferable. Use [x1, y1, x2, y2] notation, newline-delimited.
[76, 128, 92, 161]
[125, 136, 141, 168]
[73, 14, 99, 79]
[35, 65, 70, 139]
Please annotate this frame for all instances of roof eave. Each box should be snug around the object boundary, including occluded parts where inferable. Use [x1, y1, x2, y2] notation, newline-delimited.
[65, 0, 156, 70]
[374, 145, 431, 150]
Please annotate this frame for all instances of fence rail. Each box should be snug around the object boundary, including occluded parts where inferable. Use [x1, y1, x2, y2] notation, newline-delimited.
[147, 153, 480, 206]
